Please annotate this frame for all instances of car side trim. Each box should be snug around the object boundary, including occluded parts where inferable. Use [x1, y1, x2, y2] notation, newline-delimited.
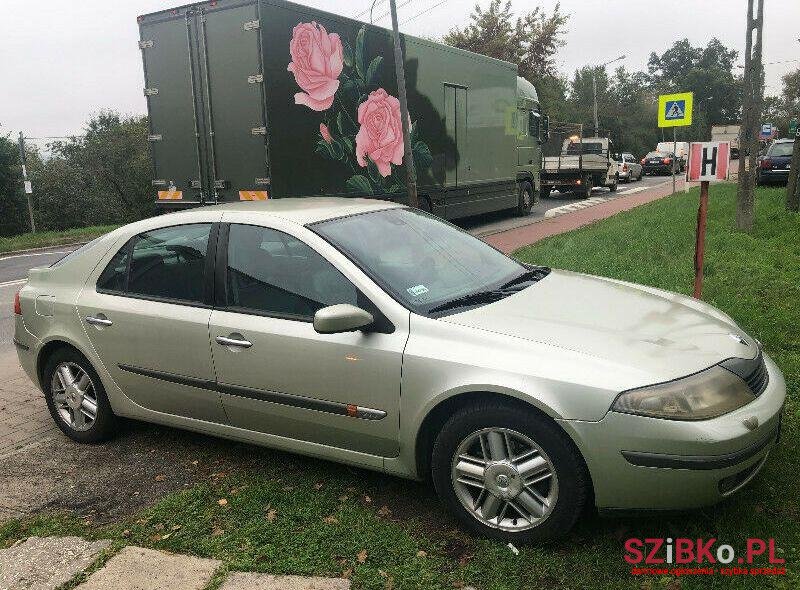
[621, 425, 778, 470]
[117, 363, 386, 421]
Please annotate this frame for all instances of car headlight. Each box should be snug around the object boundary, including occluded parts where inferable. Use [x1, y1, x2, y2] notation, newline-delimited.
[611, 365, 755, 420]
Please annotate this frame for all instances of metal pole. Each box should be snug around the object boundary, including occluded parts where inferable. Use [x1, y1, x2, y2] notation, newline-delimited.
[389, 0, 419, 209]
[672, 127, 677, 194]
[17, 132, 36, 233]
[592, 72, 599, 137]
[693, 181, 709, 298]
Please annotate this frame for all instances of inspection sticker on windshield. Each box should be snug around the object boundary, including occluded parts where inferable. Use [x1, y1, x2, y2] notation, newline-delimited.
[407, 284, 430, 297]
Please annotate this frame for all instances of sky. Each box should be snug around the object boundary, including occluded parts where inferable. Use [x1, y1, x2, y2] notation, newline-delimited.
[1, 0, 798, 143]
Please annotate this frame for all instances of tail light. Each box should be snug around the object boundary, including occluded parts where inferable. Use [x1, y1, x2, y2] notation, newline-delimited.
[663, 158, 672, 164]
[641, 158, 646, 165]
[14, 290, 22, 315]
[622, 164, 629, 172]
[760, 159, 772, 169]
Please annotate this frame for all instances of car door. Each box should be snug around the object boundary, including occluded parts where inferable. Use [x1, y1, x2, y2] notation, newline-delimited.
[77, 221, 227, 423]
[208, 221, 406, 457]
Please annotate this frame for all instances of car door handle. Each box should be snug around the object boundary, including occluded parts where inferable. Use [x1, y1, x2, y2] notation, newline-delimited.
[85, 315, 113, 327]
[215, 335, 252, 348]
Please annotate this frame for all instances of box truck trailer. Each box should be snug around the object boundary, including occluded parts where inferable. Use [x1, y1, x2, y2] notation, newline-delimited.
[138, 0, 545, 220]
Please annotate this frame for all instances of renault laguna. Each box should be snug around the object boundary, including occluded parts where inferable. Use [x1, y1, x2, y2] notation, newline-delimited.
[13, 198, 785, 542]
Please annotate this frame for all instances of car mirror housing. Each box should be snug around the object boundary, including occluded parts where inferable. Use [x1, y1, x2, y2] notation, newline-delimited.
[313, 304, 374, 334]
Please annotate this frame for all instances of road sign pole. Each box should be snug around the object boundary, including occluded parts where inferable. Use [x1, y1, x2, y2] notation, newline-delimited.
[672, 127, 677, 195]
[693, 181, 709, 299]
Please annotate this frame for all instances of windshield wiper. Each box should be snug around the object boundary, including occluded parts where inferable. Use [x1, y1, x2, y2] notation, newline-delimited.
[499, 266, 551, 291]
[428, 290, 509, 314]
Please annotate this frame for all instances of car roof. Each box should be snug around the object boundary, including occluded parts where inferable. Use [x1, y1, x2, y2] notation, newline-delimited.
[200, 197, 404, 225]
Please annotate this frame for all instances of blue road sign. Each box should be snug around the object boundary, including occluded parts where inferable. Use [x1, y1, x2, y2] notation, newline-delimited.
[665, 100, 686, 120]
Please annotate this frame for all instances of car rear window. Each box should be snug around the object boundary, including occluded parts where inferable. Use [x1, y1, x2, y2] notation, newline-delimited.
[768, 143, 793, 157]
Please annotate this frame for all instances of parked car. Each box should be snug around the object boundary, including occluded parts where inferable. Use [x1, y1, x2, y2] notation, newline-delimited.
[614, 152, 642, 182]
[642, 151, 680, 175]
[756, 138, 794, 186]
[657, 141, 690, 168]
[14, 199, 785, 543]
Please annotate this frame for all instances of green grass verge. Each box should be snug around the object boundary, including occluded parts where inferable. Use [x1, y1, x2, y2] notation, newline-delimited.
[2, 185, 798, 589]
[0, 225, 119, 254]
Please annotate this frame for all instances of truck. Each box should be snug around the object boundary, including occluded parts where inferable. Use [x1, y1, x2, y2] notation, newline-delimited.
[711, 125, 740, 159]
[540, 136, 618, 198]
[137, 0, 545, 220]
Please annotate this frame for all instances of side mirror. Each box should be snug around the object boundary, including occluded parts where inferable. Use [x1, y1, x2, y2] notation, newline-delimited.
[313, 304, 374, 334]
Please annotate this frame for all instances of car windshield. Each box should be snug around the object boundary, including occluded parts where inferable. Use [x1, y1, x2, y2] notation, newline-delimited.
[769, 143, 793, 157]
[312, 208, 528, 315]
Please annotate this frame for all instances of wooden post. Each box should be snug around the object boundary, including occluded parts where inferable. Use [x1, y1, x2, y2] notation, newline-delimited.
[693, 181, 709, 299]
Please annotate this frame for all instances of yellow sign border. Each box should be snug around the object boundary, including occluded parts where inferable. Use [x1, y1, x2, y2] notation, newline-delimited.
[658, 92, 693, 128]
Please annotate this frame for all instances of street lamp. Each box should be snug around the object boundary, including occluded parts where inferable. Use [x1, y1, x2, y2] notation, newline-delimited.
[592, 55, 625, 137]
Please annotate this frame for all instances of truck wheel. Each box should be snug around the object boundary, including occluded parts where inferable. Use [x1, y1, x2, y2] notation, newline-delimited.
[516, 181, 535, 216]
[540, 186, 551, 200]
[608, 176, 618, 192]
[580, 178, 593, 198]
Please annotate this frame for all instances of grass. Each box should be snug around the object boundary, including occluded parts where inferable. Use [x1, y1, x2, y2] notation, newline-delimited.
[1, 184, 798, 589]
[0, 225, 118, 254]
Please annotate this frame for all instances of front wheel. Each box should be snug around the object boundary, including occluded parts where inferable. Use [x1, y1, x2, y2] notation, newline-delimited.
[431, 402, 589, 543]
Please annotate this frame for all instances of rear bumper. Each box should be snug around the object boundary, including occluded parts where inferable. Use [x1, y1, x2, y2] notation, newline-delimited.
[757, 170, 790, 185]
[562, 352, 786, 510]
[14, 314, 40, 386]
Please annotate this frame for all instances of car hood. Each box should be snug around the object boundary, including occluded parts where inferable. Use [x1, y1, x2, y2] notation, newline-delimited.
[441, 270, 756, 382]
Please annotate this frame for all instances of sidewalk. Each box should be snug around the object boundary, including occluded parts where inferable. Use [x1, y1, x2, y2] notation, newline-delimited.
[0, 537, 351, 590]
[484, 177, 686, 254]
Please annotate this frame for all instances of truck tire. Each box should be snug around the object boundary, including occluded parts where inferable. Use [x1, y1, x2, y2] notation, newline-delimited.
[608, 176, 618, 192]
[579, 178, 593, 198]
[516, 181, 535, 216]
[540, 186, 551, 200]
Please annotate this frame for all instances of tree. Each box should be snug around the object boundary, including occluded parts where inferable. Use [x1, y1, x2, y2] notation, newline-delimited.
[647, 37, 741, 141]
[27, 112, 152, 231]
[0, 130, 27, 237]
[443, 0, 569, 113]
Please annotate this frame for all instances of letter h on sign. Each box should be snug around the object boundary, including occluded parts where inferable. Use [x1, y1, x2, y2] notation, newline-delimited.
[688, 142, 730, 182]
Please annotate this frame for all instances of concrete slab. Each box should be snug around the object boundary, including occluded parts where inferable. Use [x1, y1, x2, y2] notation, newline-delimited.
[75, 546, 220, 590]
[220, 572, 351, 590]
[0, 536, 110, 590]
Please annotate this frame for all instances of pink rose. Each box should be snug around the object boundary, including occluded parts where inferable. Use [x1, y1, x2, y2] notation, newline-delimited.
[319, 123, 332, 143]
[287, 22, 343, 111]
[355, 88, 406, 178]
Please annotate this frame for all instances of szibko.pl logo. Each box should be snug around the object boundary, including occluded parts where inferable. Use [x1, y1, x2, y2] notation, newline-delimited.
[624, 538, 786, 577]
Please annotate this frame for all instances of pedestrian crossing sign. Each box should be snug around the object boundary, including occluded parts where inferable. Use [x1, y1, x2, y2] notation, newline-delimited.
[658, 92, 693, 127]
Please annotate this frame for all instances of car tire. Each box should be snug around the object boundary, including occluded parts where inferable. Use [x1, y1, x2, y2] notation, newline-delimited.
[431, 401, 589, 543]
[43, 347, 118, 444]
[516, 181, 535, 216]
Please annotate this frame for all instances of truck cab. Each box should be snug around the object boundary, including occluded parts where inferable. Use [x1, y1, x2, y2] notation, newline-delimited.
[515, 77, 546, 201]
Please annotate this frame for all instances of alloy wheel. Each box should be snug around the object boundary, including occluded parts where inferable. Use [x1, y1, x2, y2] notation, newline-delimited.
[450, 427, 558, 532]
[51, 362, 98, 432]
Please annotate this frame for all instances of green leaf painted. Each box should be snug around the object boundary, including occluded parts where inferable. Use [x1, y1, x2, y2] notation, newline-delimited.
[366, 160, 384, 187]
[412, 141, 433, 170]
[336, 111, 345, 135]
[346, 174, 373, 194]
[388, 183, 406, 194]
[355, 26, 366, 81]
[366, 55, 383, 86]
[342, 39, 354, 69]
[410, 120, 419, 144]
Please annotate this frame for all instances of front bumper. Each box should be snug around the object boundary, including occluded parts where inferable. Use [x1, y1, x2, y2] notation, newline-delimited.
[562, 352, 786, 510]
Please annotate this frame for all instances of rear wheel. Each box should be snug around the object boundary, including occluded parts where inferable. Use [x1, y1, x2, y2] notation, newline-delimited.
[580, 177, 593, 198]
[516, 181, 535, 216]
[540, 186, 552, 200]
[608, 176, 618, 192]
[43, 348, 117, 444]
[431, 402, 588, 543]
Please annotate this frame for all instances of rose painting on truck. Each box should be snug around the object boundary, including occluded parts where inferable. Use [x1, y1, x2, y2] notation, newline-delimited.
[287, 21, 432, 196]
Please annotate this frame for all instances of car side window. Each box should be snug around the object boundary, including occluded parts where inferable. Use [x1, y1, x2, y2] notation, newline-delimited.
[96, 224, 211, 303]
[225, 224, 357, 319]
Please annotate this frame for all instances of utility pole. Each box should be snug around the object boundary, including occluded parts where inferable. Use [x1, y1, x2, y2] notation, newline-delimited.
[787, 123, 800, 211]
[736, 0, 764, 231]
[17, 132, 36, 233]
[388, 0, 419, 208]
[591, 55, 625, 138]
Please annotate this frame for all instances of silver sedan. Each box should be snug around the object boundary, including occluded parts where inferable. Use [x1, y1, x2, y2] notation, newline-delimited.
[14, 198, 785, 543]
